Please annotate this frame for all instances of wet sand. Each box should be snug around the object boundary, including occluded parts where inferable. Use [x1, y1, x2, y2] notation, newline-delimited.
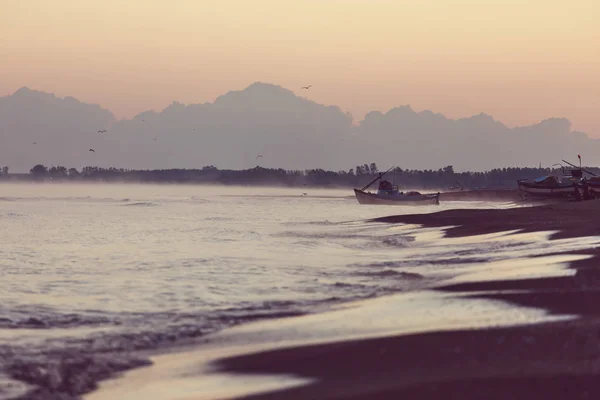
[212, 200, 600, 399]
[219, 320, 600, 400]
[89, 200, 600, 400]
[375, 199, 600, 240]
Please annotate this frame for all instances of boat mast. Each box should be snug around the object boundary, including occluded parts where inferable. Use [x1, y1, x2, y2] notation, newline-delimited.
[360, 166, 395, 191]
[562, 159, 597, 177]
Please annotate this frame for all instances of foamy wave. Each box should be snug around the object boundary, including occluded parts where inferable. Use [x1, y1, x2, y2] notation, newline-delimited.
[0, 212, 26, 219]
[357, 269, 424, 279]
[189, 196, 209, 203]
[7, 353, 150, 400]
[121, 202, 156, 207]
[304, 220, 338, 226]
[0, 196, 139, 203]
[277, 231, 380, 240]
[0, 312, 116, 330]
[355, 257, 490, 269]
[381, 235, 416, 247]
[204, 216, 234, 222]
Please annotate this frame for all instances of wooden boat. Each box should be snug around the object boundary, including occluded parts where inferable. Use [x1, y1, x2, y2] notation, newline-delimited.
[585, 177, 600, 195]
[517, 160, 587, 200]
[354, 188, 440, 205]
[517, 175, 579, 200]
[559, 158, 600, 200]
[577, 177, 600, 200]
[353, 167, 440, 205]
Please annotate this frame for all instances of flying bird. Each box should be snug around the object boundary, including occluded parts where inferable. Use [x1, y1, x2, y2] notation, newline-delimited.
[89, 149, 95, 153]
[301, 85, 312, 90]
[256, 155, 263, 159]
[97, 130, 107, 133]
[32, 142, 37, 145]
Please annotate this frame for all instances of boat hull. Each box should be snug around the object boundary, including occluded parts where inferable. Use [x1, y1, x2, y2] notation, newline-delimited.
[517, 181, 578, 199]
[578, 180, 600, 200]
[354, 189, 439, 205]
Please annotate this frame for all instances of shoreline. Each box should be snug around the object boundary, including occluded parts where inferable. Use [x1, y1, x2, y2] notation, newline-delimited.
[374, 199, 600, 239]
[217, 201, 600, 399]
[212, 201, 600, 399]
[217, 318, 600, 400]
[86, 200, 600, 400]
[86, 289, 579, 400]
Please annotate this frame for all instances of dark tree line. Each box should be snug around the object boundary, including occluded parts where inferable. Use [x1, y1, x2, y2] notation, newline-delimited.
[5, 163, 598, 190]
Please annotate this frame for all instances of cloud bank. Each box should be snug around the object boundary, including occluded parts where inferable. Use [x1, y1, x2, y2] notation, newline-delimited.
[0, 83, 594, 172]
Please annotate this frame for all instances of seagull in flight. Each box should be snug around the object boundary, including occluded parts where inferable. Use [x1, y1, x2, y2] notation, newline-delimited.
[89, 149, 95, 153]
[256, 155, 263, 159]
[301, 85, 312, 90]
[32, 142, 37, 145]
[97, 130, 107, 134]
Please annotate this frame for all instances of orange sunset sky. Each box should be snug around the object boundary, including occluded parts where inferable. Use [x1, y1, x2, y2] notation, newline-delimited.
[2, 0, 598, 134]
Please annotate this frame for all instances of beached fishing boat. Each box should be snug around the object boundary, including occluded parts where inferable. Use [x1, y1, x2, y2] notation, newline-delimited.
[582, 177, 600, 199]
[354, 187, 440, 205]
[555, 158, 600, 200]
[354, 167, 440, 205]
[517, 175, 579, 199]
[517, 160, 583, 200]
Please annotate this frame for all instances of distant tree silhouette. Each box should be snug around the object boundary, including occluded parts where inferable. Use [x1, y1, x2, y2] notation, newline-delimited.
[68, 168, 80, 177]
[21, 162, 598, 189]
[49, 166, 68, 178]
[30, 164, 48, 178]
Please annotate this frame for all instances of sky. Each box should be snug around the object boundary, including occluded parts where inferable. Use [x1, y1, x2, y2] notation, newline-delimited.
[2, 0, 599, 135]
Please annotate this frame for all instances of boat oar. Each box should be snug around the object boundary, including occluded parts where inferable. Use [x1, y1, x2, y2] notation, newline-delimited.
[360, 166, 396, 191]
[561, 159, 598, 177]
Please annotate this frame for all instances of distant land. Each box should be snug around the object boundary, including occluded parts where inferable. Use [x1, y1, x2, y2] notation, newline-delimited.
[0, 82, 597, 173]
[3, 163, 598, 191]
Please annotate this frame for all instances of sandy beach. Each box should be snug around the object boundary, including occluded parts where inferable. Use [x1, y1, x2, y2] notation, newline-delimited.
[211, 201, 600, 399]
[83, 200, 600, 400]
[374, 199, 600, 240]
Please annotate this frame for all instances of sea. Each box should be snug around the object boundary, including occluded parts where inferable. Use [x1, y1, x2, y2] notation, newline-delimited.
[1, 183, 598, 399]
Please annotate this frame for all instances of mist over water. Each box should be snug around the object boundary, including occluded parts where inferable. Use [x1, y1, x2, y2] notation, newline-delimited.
[1, 183, 597, 399]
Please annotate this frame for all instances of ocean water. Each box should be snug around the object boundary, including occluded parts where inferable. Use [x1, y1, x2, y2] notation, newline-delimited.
[1, 183, 597, 399]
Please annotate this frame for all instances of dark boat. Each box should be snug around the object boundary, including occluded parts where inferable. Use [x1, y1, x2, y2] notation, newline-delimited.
[354, 168, 440, 205]
[517, 159, 589, 201]
[575, 175, 600, 200]
[517, 174, 580, 200]
[556, 158, 600, 200]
